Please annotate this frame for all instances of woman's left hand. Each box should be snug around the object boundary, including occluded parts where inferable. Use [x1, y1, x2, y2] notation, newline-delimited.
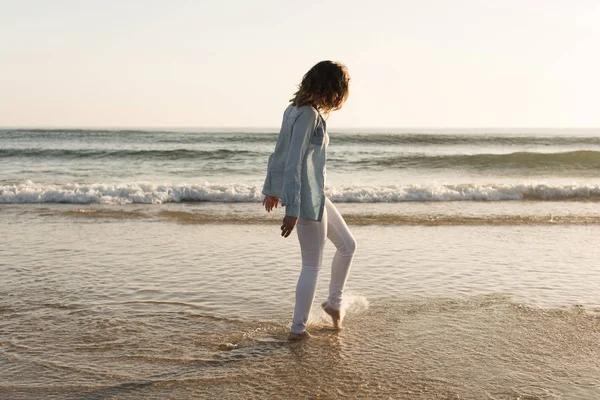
[262, 195, 279, 213]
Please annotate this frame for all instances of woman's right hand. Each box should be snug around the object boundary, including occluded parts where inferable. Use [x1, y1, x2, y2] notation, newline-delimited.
[281, 215, 298, 238]
[262, 195, 279, 213]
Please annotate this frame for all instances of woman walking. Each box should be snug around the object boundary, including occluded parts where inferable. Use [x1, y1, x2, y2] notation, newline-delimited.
[262, 61, 357, 340]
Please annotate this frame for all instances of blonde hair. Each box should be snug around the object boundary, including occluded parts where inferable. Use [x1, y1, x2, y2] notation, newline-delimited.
[290, 61, 350, 115]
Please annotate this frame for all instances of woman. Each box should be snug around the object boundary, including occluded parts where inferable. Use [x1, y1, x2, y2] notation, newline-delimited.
[262, 60, 357, 340]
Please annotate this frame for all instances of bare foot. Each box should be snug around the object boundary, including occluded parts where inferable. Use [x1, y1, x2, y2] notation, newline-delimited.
[288, 331, 311, 341]
[322, 301, 342, 330]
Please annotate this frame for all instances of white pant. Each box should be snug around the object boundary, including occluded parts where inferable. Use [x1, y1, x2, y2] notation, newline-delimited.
[291, 198, 357, 334]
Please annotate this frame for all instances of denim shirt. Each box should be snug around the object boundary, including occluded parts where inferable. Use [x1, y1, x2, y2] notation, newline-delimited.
[262, 105, 328, 221]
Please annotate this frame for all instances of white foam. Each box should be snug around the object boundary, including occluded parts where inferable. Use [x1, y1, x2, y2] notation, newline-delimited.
[330, 183, 600, 202]
[2, 181, 600, 204]
[309, 293, 370, 328]
[0, 181, 264, 204]
[339, 294, 370, 323]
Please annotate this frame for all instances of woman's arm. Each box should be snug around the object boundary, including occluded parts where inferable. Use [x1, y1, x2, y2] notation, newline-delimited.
[281, 108, 318, 218]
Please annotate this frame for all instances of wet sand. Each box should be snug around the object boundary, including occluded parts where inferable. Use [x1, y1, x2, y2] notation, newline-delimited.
[2, 206, 600, 399]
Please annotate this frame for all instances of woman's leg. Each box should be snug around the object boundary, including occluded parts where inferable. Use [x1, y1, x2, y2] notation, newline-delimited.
[324, 198, 357, 311]
[290, 210, 328, 334]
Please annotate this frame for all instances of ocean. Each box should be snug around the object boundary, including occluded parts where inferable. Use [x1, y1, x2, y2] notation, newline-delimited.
[2, 128, 600, 399]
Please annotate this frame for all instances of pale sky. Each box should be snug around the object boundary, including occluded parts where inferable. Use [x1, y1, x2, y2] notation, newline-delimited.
[1, 0, 599, 128]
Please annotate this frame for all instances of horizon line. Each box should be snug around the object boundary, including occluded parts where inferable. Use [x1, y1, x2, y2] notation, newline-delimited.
[2, 126, 600, 131]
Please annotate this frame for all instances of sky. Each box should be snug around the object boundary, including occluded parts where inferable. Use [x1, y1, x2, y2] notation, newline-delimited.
[1, 0, 599, 128]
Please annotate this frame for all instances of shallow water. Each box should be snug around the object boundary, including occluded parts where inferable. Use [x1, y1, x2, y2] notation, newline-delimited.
[3, 128, 600, 398]
[2, 207, 600, 399]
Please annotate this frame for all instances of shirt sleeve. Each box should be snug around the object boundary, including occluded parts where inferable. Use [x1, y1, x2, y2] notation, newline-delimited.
[281, 108, 317, 217]
[261, 153, 274, 196]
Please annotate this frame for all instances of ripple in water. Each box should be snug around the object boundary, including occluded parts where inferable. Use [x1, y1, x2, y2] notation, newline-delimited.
[2, 295, 600, 399]
[3, 210, 600, 398]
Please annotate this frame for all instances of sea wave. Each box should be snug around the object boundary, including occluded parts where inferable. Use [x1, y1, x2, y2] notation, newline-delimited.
[146, 211, 600, 226]
[358, 150, 600, 170]
[4, 147, 600, 173]
[22, 208, 600, 226]
[3, 181, 600, 204]
[0, 148, 258, 160]
[4, 129, 600, 147]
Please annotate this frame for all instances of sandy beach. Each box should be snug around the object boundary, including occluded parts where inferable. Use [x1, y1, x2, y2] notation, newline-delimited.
[2, 201, 600, 399]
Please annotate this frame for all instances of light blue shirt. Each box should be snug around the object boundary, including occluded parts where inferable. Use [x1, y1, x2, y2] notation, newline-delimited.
[262, 105, 328, 221]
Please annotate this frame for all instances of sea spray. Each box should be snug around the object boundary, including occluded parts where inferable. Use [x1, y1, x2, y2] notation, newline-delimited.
[309, 293, 370, 329]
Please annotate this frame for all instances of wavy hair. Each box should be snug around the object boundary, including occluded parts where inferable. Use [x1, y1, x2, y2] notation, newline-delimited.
[290, 61, 350, 115]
